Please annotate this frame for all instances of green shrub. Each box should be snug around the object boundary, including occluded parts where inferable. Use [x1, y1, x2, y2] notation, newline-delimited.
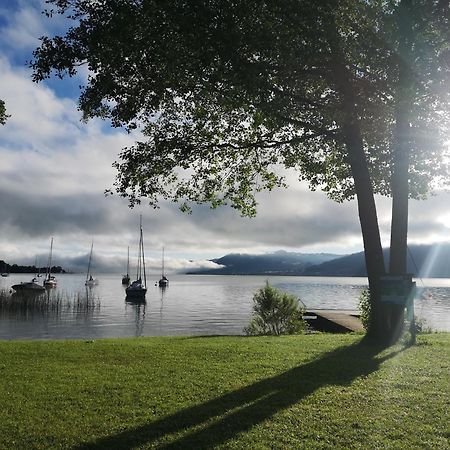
[412, 316, 433, 334]
[358, 289, 371, 332]
[244, 281, 306, 336]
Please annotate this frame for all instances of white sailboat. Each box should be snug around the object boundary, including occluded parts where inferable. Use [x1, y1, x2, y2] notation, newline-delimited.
[85, 242, 98, 287]
[31, 256, 42, 282]
[44, 237, 57, 288]
[158, 247, 169, 287]
[125, 216, 147, 300]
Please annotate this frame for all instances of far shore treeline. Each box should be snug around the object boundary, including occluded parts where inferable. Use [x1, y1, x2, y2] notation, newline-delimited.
[0, 260, 65, 274]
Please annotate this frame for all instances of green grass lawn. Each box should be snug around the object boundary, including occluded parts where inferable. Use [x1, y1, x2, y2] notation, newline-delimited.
[0, 333, 448, 449]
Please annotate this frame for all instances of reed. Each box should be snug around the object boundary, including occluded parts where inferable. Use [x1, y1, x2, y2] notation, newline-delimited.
[0, 288, 100, 317]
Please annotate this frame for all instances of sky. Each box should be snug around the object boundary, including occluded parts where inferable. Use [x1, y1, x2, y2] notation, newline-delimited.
[1, 0, 450, 274]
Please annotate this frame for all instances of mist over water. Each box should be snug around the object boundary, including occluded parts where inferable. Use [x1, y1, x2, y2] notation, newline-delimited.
[0, 274, 448, 340]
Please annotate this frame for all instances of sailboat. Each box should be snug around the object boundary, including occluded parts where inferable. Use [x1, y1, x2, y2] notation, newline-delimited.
[44, 237, 57, 288]
[125, 216, 147, 300]
[158, 247, 169, 287]
[31, 256, 42, 282]
[85, 242, 98, 287]
[121, 246, 131, 285]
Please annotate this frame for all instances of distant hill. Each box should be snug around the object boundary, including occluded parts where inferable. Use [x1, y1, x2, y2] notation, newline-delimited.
[302, 252, 384, 277]
[304, 244, 450, 278]
[188, 244, 450, 278]
[187, 251, 342, 275]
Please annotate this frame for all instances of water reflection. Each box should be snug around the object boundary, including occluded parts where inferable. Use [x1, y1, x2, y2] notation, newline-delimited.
[159, 285, 168, 301]
[124, 286, 168, 337]
[158, 285, 167, 332]
[126, 302, 146, 337]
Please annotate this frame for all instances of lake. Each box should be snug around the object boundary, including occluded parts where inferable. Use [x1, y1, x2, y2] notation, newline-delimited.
[0, 274, 449, 340]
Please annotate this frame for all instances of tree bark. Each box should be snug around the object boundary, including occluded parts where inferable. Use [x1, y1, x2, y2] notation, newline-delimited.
[326, 16, 388, 342]
[343, 123, 386, 341]
[388, 0, 414, 341]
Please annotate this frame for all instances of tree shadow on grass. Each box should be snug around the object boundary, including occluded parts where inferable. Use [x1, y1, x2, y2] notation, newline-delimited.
[75, 338, 402, 449]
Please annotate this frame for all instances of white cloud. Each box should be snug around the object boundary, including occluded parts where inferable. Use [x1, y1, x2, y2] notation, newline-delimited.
[1, 2, 46, 50]
[0, 0, 74, 54]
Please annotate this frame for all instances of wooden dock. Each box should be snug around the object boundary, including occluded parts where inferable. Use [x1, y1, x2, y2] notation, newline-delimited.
[303, 309, 363, 333]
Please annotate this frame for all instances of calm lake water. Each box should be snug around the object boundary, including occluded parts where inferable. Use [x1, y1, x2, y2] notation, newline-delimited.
[0, 274, 449, 340]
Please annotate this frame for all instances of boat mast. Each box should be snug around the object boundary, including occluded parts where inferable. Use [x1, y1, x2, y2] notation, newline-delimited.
[46, 237, 53, 280]
[140, 218, 147, 288]
[161, 247, 165, 278]
[86, 242, 93, 282]
[126, 246, 130, 276]
[136, 215, 143, 282]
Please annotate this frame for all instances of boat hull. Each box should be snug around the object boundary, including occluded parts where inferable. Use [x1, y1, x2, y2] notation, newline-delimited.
[12, 282, 45, 293]
[125, 280, 147, 301]
[125, 288, 147, 297]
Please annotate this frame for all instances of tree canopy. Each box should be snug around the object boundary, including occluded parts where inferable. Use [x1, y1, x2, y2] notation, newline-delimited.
[31, 0, 450, 216]
[0, 99, 8, 125]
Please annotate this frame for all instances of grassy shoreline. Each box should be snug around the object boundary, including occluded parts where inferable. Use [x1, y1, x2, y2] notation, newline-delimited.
[0, 333, 449, 449]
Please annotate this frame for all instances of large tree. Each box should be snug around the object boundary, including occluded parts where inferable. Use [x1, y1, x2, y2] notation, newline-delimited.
[31, 0, 450, 342]
[384, 0, 450, 338]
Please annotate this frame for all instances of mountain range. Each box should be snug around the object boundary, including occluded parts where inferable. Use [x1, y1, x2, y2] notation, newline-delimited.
[187, 244, 450, 278]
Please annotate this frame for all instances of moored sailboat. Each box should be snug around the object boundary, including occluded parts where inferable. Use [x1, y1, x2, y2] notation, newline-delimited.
[158, 247, 169, 287]
[44, 237, 57, 288]
[125, 217, 147, 300]
[121, 246, 131, 285]
[32, 256, 42, 282]
[85, 242, 98, 287]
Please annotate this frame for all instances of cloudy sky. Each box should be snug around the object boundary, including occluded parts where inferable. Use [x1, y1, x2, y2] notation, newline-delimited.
[1, 0, 450, 274]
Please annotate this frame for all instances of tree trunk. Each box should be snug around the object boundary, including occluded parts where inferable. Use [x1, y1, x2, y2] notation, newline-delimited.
[343, 123, 386, 341]
[388, 0, 414, 341]
[326, 13, 389, 343]
[388, 108, 410, 341]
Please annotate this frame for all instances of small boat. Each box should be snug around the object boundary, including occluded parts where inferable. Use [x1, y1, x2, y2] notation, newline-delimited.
[11, 280, 45, 293]
[1, 273, 8, 277]
[121, 246, 131, 285]
[126, 216, 147, 301]
[85, 242, 98, 287]
[44, 237, 57, 288]
[158, 247, 169, 287]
